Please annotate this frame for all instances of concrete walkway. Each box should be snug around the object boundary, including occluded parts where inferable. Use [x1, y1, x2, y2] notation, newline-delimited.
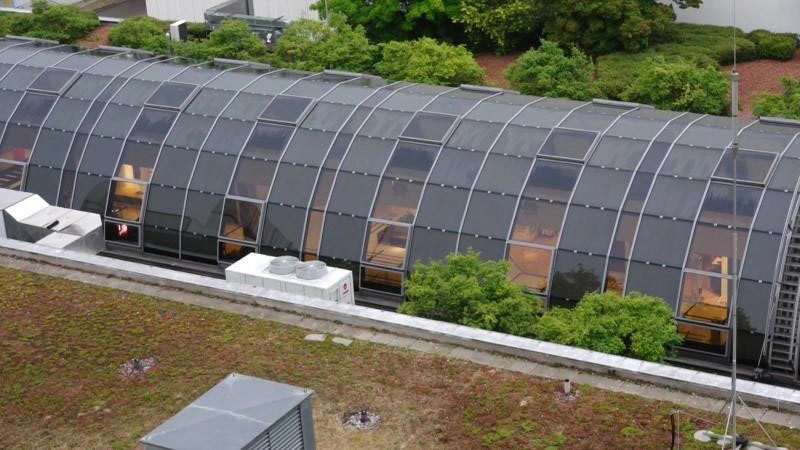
[4, 254, 799, 430]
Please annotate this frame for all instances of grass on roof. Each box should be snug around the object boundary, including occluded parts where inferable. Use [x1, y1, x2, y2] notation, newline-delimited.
[0, 267, 798, 449]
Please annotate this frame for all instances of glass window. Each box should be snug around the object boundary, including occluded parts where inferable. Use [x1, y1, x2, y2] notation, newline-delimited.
[29, 67, 77, 93]
[697, 182, 759, 228]
[678, 323, 728, 355]
[79, 136, 123, 175]
[268, 164, 317, 206]
[687, 223, 746, 275]
[409, 227, 457, 267]
[322, 133, 352, 169]
[107, 180, 145, 222]
[320, 213, 367, 261]
[447, 120, 503, 152]
[228, 158, 276, 200]
[610, 212, 638, 259]
[507, 244, 551, 293]
[768, 158, 800, 191]
[742, 231, 781, 282]
[511, 199, 565, 246]
[361, 267, 403, 295]
[144, 184, 184, 230]
[72, 174, 109, 214]
[242, 123, 293, 160]
[589, 137, 649, 170]
[143, 223, 179, 257]
[309, 169, 335, 210]
[165, 115, 213, 150]
[145, 81, 196, 109]
[457, 235, 505, 261]
[359, 109, 412, 139]
[559, 206, 617, 254]
[680, 272, 731, 325]
[223, 92, 270, 121]
[428, 148, 484, 188]
[401, 111, 457, 142]
[182, 191, 224, 236]
[523, 160, 580, 201]
[550, 251, 605, 302]
[259, 95, 312, 124]
[364, 222, 409, 269]
[219, 241, 255, 263]
[372, 179, 423, 223]
[280, 128, 335, 166]
[151, 146, 196, 188]
[0, 91, 23, 121]
[632, 216, 692, 267]
[475, 155, 530, 194]
[416, 185, 469, 231]
[714, 149, 775, 184]
[203, 118, 252, 155]
[105, 221, 139, 246]
[737, 280, 771, 334]
[94, 103, 138, 138]
[604, 257, 627, 294]
[571, 167, 631, 209]
[113, 79, 160, 106]
[622, 172, 654, 213]
[303, 209, 324, 257]
[339, 136, 395, 175]
[461, 191, 516, 238]
[644, 176, 706, 220]
[638, 141, 671, 174]
[626, 262, 681, 309]
[190, 152, 237, 193]
[384, 142, 438, 182]
[753, 190, 791, 233]
[491, 125, 549, 158]
[24, 165, 60, 203]
[115, 142, 159, 181]
[0, 162, 24, 190]
[45, 98, 87, 131]
[10, 93, 57, 125]
[64, 74, 110, 99]
[661, 145, 723, 180]
[0, 124, 37, 162]
[261, 204, 305, 252]
[301, 102, 352, 131]
[128, 109, 176, 143]
[327, 173, 379, 216]
[220, 199, 261, 242]
[538, 128, 597, 160]
[186, 88, 235, 116]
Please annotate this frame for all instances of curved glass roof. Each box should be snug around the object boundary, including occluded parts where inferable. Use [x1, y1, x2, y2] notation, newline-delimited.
[3, 38, 799, 361]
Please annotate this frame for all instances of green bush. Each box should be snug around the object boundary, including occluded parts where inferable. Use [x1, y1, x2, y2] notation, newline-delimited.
[269, 13, 375, 73]
[755, 35, 797, 61]
[108, 16, 169, 54]
[753, 78, 800, 120]
[400, 251, 543, 337]
[534, 291, 682, 362]
[374, 37, 485, 86]
[186, 22, 208, 41]
[454, 0, 540, 52]
[0, 0, 98, 44]
[505, 40, 599, 100]
[620, 57, 729, 114]
[669, 23, 757, 65]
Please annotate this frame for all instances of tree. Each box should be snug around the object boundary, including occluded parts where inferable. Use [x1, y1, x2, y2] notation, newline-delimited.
[534, 291, 683, 362]
[505, 40, 600, 100]
[312, 0, 462, 43]
[620, 57, 729, 115]
[540, 0, 702, 55]
[1, 0, 99, 44]
[454, 0, 539, 52]
[270, 13, 376, 73]
[374, 38, 485, 86]
[188, 19, 266, 61]
[753, 78, 800, 120]
[400, 251, 543, 337]
[108, 16, 169, 54]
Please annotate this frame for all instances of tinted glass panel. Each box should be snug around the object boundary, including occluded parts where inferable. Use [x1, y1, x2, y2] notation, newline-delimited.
[144, 184, 184, 230]
[538, 128, 597, 160]
[223, 92, 269, 121]
[79, 136, 123, 175]
[416, 185, 469, 230]
[0, 163, 24, 190]
[165, 115, 213, 149]
[72, 174, 109, 214]
[714, 149, 775, 184]
[678, 323, 728, 355]
[203, 119, 251, 154]
[0, 124, 36, 162]
[372, 179, 423, 223]
[242, 123, 293, 160]
[327, 173, 378, 216]
[428, 148, 483, 188]
[475, 155, 530, 194]
[447, 120, 502, 152]
[28, 68, 76, 93]
[107, 180, 145, 222]
[301, 102, 352, 131]
[409, 227, 457, 266]
[229, 158, 276, 200]
[589, 136, 648, 170]
[461, 191, 516, 238]
[737, 280, 771, 334]
[661, 145, 723, 179]
[457, 235, 505, 261]
[697, 183, 759, 228]
[742, 231, 781, 282]
[359, 109, 411, 139]
[626, 262, 681, 309]
[511, 199, 565, 246]
[523, 160, 580, 201]
[320, 213, 366, 260]
[45, 98, 87, 131]
[384, 142, 437, 181]
[129, 109, 176, 143]
[220, 199, 261, 242]
[340, 136, 394, 175]
[622, 172, 653, 213]
[94, 104, 138, 138]
[644, 176, 705, 220]
[680, 272, 730, 325]
[754, 190, 791, 233]
[146, 81, 195, 108]
[632, 216, 692, 267]
[768, 158, 800, 191]
[261, 204, 305, 252]
[219, 241, 255, 263]
[186, 88, 235, 116]
[280, 128, 334, 166]
[151, 147, 196, 188]
[116, 142, 159, 181]
[182, 191, 223, 235]
[260, 95, 312, 124]
[492, 125, 549, 158]
[571, 167, 631, 209]
[10, 93, 56, 125]
[610, 212, 638, 259]
[268, 164, 317, 205]
[550, 251, 604, 302]
[364, 222, 409, 269]
[560, 206, 617, 254]
[361, 267, 403, 295]
[189, 152, 236, 193]
[24, 165, 60, 203]
[401, 112, 456, 142]
[508, 245, 551, 293]
[105, 222, 139, 245]
[686, 223, 746, 274]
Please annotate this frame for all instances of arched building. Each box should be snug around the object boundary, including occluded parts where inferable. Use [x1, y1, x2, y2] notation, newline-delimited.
[1, 37, 799, 383]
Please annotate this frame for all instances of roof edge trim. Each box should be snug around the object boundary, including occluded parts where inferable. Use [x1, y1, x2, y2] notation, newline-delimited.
[213, 57, 270, 69]
[460, 84, 519, 94]
[4, 35, 58, 44]
[760, 116, 800, 127]
[99, 45, 152, 56]
[593, 98, 653, 109]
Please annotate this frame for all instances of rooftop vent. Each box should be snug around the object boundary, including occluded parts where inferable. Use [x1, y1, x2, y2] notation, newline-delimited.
[268, 255, 299, 275]
[295, 261, 327, 280]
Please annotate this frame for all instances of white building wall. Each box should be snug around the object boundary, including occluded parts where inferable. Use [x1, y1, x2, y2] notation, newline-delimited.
[145, 0, 224, 23]
[662, 0, 800, 34]
[252, 0, 318, 21]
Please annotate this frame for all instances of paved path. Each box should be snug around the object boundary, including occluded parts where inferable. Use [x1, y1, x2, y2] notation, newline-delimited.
[4, 254, 799, 429]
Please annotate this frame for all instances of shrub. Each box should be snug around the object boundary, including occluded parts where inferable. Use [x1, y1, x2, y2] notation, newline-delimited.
[620, 57, 729, 114]
[269, 13, 375, 73]
[400, 251, 543, 337]
[186, 22, 208, 41]
[505, 40, 599, 100]
[0, 0, 98, 44]
[375, 38, 485, 86]
[753, 78, 800, 120]
[108, 16, 169, 54]
[755, 35, 797, 61]
[534, 291, 682, 362]
[454, 0, 540, 52]
[193, 19, 266, 60]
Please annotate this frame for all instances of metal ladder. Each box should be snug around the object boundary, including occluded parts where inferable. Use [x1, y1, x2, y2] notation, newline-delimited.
[769, 215, 800, 378]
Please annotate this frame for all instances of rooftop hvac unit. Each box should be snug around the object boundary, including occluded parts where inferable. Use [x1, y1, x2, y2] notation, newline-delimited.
[226, 253, 355, 304]
[141, 373, 316, 450]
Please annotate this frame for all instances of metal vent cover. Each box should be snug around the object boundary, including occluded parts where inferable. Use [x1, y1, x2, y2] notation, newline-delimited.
[295, 261, 327, 280]
[268, 255, 299, 275]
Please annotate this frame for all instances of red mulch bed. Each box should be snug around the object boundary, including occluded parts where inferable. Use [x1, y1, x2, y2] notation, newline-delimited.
[76, 25, 112, 49]
[475, 52, 521, 89]
[722, 50, 800, 119]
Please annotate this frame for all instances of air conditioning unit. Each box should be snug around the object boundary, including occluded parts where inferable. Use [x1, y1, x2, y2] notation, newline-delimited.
[225, 253, 355, 304]
[141, 373, 316, 450]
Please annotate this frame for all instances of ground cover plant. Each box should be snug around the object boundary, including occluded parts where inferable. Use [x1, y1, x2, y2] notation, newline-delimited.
[2, 267, 798, 449]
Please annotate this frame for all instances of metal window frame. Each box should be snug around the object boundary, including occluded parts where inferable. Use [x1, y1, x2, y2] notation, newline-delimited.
[218, 196, 264, 244]
[711, 145, 780, 186]
[362, 218, 412, 270]
[675, 318, 732, 358]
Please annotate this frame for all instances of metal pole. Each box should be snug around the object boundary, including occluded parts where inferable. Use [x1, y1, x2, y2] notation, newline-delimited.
[729, 0, 739, 443]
